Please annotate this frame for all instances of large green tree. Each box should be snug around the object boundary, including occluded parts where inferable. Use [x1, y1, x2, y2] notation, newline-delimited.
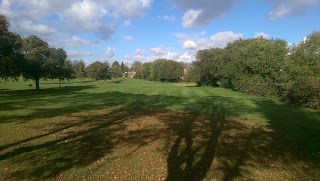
[141, 62, 152, 80]
[47, 47, 73, 87]
[0, 14, 24, 80]
[22, 35, 50, 90]
[151, 59, 184, 82]
[86, 61, 110, 81]
[110, 61, 122, 77]
[131, 61, 142, 79]
[72, 60, 86, 82]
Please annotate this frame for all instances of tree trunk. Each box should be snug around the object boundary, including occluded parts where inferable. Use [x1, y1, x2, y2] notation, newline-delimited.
[59, 78, 61, 88]
[35, 78, 40, 90]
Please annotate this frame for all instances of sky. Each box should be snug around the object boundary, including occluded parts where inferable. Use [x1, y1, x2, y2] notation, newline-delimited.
[1, 0, 319, 66]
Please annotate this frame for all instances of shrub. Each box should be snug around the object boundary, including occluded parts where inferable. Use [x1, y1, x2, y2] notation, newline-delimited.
[232, 76, 278, 97]
[284, 76, 320, 109]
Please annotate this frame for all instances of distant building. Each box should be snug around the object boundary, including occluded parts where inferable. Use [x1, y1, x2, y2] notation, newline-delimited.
[123, 71, 136, 78]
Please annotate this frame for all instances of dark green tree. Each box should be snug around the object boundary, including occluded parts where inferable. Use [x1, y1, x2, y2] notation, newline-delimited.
[72, 60, 86, 82]
[0, 14, 24, 80]
[47, 47, 72, 87]
[141, 62, 152, 80]
[131, 61, 142, 79]
[111, 61, 122, 77]
[86, 61, 110, 81]
[22, 35, 50, 90]
[151, 59, 184, 82]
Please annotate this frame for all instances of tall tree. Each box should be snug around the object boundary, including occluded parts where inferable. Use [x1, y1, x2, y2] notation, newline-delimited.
[86, 61, 110, 81]
[72, 60, 86, 82]
[131, 61, 142, 79]
[141, 62, 152, 80]
[47, 47, 70, 87]
[22, 35, 50, 90]
[151, 59, 184, 82]
[111, 61, 122, 77]
[0, 14, 24, 80]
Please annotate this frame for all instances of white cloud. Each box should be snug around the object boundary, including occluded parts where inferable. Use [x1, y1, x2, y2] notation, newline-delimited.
[64, 36, 97, 47]
[182, 9, 202, 28]
[122, 35, 134, 41]
[262, 0, 318, 19]
[0, 0, 153, 43]
[159, 15, 176, 22]
[123, 20, 131, 26]
[136, 49, 146, 55]
[67, 50, 96, 59]
[254, 32, 269, 38]
[106, 47, 116, 59]
[171, 0, 237, 27]
[210, 31, 243, 47]
[10, 20, 56, 37]
[183, 40, 197, 49]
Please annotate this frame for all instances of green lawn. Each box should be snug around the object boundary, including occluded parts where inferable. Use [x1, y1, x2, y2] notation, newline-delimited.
[0, 78, 319, 180]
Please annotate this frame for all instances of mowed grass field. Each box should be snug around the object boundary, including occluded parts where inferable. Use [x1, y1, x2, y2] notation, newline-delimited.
[0, 78, 320, 180]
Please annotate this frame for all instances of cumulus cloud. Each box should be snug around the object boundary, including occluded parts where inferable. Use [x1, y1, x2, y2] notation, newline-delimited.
[159, 15, 177, 22]
[182, 9, 203, 28]
[254, 32, 269, 38]
[183, 40, 197, 49]
[262, 0, 318, 19]
[123, 20, 131, 26]
[64, 36, 98, 47]
[67, 50, 96, 60]
[149, 47, 195, 63]
[0, 0, 153, 43]
[122, 35, 134, 41]
[136, 49, 146, 55]
[171, 0, 237, 27]
[106, 47, 116, 59]
[210, 31, 243, 47]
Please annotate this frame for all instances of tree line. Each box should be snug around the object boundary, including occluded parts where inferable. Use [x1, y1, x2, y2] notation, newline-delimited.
[130, 59, 187, 82]
[1, 15, 74, 90]
[184, 32, 320, 109]
[0, 14, 130, 89]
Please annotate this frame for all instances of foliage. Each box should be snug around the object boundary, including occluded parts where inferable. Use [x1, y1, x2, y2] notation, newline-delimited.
[284, 76, 320, 109]
[86, 61, 110, 81]
[72, 60, 86, 82]
[131, 61, 142, 79]
[46, 48, 73, 87]
[151, 59, 184, 82]
[0, 15, 24, 79]
[22, 35, 50, 90]
[141, 62, 152, 80]
[110, 61, 122, 78]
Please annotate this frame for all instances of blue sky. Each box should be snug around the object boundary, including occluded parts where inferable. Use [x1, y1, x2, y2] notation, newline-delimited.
[1, 0, 319, 66]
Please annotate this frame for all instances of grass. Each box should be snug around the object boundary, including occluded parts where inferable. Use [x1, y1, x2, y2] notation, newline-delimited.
[0, 78, 319, 180]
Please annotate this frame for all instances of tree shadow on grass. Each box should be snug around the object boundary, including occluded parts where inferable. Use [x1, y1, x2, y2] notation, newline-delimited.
[0, 90, 320, 180]
[253, 99, 320, 166]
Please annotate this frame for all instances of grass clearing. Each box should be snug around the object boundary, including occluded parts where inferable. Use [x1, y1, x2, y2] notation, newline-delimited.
[0, 78, 320, 180]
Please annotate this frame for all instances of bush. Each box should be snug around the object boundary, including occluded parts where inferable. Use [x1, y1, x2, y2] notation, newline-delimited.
[232, 76, 278, 97]
[284, 76, 320, 109]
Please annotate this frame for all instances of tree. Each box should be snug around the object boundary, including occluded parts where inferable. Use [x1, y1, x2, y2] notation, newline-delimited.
[151, 59, 184, 82]
[131, 61, 142, 79]
[47, 47, 71, 87]
[86, 61, 110, 81]
[0, 15, 24, 80]
[72, 60, 86, 82]
[191, 48, 226, 86]
[22, 35, 50, 90]
[141, 62, 152, 80]
[110, 61, 122, 77]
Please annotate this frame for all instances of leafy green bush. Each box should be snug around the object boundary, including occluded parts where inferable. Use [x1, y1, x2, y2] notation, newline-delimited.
[284, 76, 320, 109]
[232, 76, 278, 97]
